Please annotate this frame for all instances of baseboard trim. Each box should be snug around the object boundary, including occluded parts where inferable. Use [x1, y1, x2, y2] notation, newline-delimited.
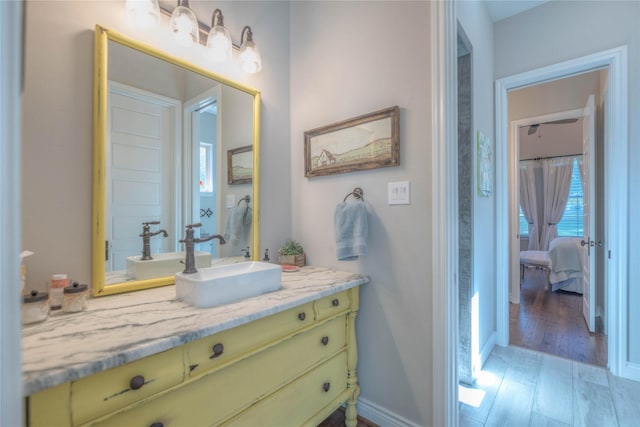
[623, 361, 640, 382]
[479, 331, 497, 369]
[357, 397, 422, 427]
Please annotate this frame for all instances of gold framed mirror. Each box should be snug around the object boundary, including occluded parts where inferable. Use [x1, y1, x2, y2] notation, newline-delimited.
[92, 25, 260, 296]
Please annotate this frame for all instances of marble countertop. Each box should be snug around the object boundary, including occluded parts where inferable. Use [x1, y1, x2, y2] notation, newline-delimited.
[22, 266, 368, 396]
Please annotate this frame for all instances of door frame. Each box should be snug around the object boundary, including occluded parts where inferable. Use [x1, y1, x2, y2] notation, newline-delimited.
[183, 86, 221, 230]
[495, 46, 629, 378]
[431, 1, 458, 426]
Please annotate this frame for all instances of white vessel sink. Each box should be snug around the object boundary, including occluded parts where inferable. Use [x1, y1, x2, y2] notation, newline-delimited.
[175, 261, 281, 308]
[126, 251, 211, 280]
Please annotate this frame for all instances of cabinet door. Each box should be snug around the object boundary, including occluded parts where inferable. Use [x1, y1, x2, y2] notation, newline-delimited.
[90, 317, 347, 427]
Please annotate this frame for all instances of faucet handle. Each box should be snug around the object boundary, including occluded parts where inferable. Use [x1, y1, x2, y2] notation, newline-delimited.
[241, 246, 251, 259]
[185, 223, 202, 229]
[143, 221, 161, 226]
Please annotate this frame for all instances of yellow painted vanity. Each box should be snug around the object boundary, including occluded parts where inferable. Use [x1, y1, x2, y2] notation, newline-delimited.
[24, 267, 367, 427]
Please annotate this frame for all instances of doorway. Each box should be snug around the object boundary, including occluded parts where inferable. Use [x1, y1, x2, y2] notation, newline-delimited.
[183, 86, 223, 257]
[495, 46, 629, 378]
[508, 73, 608, 365]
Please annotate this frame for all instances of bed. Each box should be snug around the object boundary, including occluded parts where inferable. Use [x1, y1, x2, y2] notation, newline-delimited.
[520, 237, 584, 293]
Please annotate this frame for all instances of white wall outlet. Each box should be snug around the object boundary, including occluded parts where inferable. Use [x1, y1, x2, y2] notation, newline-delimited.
[226, 194, 236, 208]
[388, 181, 410, 205]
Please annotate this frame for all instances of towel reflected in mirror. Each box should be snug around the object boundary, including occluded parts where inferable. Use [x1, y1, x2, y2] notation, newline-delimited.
[224, 205, 252, 247]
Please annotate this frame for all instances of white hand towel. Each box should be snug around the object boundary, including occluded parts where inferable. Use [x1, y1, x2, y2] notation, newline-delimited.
[334, 201, 368, 261]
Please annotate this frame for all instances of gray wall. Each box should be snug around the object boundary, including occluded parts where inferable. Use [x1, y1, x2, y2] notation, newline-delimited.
[494, 0, 640, 364]
[21, 0, 291, 289]
[290, 2, 432, 423]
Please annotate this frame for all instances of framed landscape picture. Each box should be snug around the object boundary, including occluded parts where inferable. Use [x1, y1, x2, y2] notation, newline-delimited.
[227, 145, 253, 185]
[304, 106, 399, 177]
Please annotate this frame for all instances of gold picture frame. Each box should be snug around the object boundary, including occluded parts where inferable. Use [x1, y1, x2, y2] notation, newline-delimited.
[228, 145, 253, 185]
[304, 106, 400, 177]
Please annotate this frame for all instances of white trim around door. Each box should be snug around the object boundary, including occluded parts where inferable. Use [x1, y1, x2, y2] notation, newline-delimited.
[495, 46, 629, 379]
[431, 1, 458, 426]
[0, 1, 23, 425]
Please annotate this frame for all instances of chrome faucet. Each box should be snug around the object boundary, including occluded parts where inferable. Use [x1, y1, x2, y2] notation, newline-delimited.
[180, 223, 226, 274]
[139, 221, 168, 260]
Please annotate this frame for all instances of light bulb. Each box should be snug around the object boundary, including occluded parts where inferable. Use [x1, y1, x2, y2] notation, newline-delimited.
[125, 0, 160, 29]
[240, 40, 262, 73]
[169, 5, 198, 47]
[206, 27, 232, 62]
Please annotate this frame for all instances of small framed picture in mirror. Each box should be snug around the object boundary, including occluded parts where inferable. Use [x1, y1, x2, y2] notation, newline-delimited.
[228, 145, 253, 185]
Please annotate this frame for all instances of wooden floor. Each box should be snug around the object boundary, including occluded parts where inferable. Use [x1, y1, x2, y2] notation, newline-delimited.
[510, 267, 607, 367]
[460, 345, 640, 426]
[318, 407, 379, 427]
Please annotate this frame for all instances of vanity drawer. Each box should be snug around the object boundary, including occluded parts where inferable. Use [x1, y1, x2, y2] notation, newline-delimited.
[70, 347, 184, 426]
[315, 290, 350, 321]
[186, 301, 314, 377]
[90, 317, 346, 427]
[224, 351, 348, 427]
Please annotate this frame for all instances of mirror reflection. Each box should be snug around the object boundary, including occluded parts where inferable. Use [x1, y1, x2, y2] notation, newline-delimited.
[93, 27, 260, 295]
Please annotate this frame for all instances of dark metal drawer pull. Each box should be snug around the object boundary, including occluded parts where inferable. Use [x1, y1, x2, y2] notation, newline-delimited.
[331, 298, 340, 307]
[321, 336, 329, 346]
[129, 375, 145, 390]
[298, 312, 306, 321]
[150, 423, 163, 427]
[322, 382, 331, 392]
[209, 343, 224, 359]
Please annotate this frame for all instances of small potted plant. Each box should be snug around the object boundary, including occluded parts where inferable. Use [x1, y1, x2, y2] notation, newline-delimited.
[278, 239, 306, 267]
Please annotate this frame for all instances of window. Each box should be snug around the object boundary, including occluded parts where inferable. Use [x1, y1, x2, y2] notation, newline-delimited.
[556, 158, 583, 237]
[199, 142, 213, 193]
[519, 206, 529, 237]
[518, 157, 584, 239]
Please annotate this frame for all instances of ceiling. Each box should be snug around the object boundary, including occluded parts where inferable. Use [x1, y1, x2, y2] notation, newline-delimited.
[484, 0, 551, 22]
[519, 118, 583, 160]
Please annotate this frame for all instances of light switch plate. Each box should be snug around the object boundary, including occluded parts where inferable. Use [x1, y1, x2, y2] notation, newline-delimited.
[388, 181, 410, 205]
[226, 194, 236, 208]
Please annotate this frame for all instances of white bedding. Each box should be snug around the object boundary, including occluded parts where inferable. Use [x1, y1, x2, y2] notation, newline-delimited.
[548, 237, 584, 293]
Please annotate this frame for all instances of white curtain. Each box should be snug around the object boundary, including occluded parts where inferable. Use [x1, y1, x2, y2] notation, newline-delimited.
[519, 160, 540, 250]
[541, 157, 574, 250]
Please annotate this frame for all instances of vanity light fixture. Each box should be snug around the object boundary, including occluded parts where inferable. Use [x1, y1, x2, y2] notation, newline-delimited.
[125, 0, 160, 29]
[127, 0, 263, 73]
[206, 9, 232, 62]
[239, 26, 262, 74]
[169, 0, 199, 47]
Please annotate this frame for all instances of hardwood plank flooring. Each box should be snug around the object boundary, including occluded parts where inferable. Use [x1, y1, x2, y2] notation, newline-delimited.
[510, 268, 607, 367]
